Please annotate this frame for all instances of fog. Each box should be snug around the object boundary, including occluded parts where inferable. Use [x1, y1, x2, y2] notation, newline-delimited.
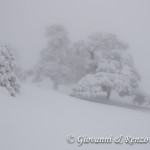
[0, 0, 150, 92]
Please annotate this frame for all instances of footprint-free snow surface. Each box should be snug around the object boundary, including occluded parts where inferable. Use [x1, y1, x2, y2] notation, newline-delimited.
[0, 84, 150, 150]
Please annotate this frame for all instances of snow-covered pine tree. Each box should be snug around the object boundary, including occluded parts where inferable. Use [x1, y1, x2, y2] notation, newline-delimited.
[72, 49, 141, 100]
[0, 45, 20, 96]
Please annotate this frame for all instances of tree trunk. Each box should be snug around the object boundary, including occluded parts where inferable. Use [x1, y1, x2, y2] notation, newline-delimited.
[53, 81, 59, 90]
[106, 88, 111, 100]
[90, 51, 94, 60]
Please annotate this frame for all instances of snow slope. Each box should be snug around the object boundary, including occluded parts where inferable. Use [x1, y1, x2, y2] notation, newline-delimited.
[0, 84, 150, 150]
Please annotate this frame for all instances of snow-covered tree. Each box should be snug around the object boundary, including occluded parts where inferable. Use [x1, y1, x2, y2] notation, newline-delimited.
[86, 32, 128, 60]
[72, 49, 141, 100]
[75, 32, 129, 74]
[0, 45, 20, 96]
[34, 24, 72, 89]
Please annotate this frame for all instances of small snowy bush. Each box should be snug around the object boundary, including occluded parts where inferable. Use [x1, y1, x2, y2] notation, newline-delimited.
[132, 89, 150, 107]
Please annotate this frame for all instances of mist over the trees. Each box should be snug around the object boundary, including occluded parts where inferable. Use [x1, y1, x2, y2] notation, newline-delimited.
[0, 0, 150, 93]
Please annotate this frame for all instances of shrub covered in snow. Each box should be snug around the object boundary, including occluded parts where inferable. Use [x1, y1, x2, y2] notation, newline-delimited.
[0, 45, 20, 96]
[132, 89, 150, 107]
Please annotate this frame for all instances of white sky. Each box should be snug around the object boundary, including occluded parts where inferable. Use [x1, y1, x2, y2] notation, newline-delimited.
[0, 0, 150, 92]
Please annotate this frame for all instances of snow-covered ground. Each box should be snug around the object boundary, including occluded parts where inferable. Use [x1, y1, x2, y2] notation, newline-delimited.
[0, 84, 150, 150]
